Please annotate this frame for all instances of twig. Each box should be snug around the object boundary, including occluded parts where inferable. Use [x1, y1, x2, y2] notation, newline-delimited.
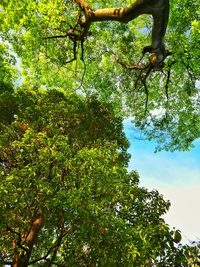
[112, 51, 150, 70]
[6, 225, 29, 253]
[165, 61, 176, 102]
[142, 80, 149, 115]
[44, 34, 69, 39]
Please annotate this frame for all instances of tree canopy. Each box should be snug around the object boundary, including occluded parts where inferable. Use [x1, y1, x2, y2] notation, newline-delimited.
[0, 86, 199, 266]
[0, 0, 199, 150]
[0, 0, 200, 266]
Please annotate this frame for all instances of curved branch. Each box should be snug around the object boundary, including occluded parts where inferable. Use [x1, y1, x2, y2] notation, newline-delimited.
[12, 211, 45, 267]
[74, 0, 92, 17]
[45, 1, 170, 68]
[75, 0, 169, 56]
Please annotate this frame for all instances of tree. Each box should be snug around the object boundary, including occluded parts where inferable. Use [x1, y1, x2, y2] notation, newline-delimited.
[0, 0, 199, 150]
[1, 86, 199, 266]
[0, 1, 200, 266]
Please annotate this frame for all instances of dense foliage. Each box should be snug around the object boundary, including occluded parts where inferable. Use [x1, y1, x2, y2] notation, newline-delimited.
[0, 0, 199, 150]
[0, 86, 199, 266]
[0, 0, 200, 266]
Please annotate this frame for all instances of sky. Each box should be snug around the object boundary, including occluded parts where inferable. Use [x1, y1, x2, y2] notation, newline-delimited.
[124, 119, 200, 244]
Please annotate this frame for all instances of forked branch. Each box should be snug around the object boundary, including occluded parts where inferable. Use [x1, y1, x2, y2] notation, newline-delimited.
[45, 1, 171, 68]
[73, 0, 170, 67]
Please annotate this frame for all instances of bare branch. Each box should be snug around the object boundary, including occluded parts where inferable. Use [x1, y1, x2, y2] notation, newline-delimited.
[165, 61, 176, 101]
[6, 225, 29, 253]
[44, 34, 69, 39]
[142, 80, 149, 115]
[66, 40, 77, 64]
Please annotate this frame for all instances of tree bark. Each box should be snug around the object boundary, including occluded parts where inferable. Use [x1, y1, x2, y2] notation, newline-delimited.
[74, 0, 169, 23]
[12, 211, 44, 267]
[74, 0, 169, 47]
[73, 0, 170, 64]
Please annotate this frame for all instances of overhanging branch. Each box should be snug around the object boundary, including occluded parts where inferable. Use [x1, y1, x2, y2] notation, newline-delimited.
[45, 0, 170, 67]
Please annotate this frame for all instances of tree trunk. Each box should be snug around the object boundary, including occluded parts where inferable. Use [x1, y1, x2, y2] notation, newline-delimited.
[12, 211, 44, 267]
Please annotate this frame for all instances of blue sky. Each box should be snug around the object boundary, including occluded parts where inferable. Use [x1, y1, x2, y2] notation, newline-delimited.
[124, 119, 200, 243]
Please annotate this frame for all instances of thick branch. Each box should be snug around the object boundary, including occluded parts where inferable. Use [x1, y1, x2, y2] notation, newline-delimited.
[74, 0, 92, 17]
[74, 0, 170, 65]
[78, 0, 169, 29]
[26, 210, 44, 248]
[46, 1, 171, 70]
[12, 210, 45, 267]
[76, 0, 154, 23]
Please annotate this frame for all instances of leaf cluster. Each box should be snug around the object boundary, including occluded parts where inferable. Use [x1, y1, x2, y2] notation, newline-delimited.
[0, 86, 196, 266]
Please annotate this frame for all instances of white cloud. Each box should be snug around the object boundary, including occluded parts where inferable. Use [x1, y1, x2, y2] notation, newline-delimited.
[132, 155, 200, 243]
[156, 184, 200, 243]
[124, 120, 200, 243]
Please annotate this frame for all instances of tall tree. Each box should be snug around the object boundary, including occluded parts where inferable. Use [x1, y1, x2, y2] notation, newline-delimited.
[0, 1, 200, 265]
[0, 0, 199, 150]
[1, 86, 199, 266]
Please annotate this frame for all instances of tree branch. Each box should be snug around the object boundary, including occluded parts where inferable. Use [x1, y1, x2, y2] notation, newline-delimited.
[28, 227, 71, 266]
[46, 1, 170, 69]
[165, 61, 176, 101]
[12, 210, 45, 267]
[74, 0, 92, 16]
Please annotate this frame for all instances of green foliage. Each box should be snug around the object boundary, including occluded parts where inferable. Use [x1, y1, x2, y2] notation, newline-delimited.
[0, 0, 199, 150]
[0, 1, 200, 265]
[0, 42, 19, 86]
[0, 87, 194, 266]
